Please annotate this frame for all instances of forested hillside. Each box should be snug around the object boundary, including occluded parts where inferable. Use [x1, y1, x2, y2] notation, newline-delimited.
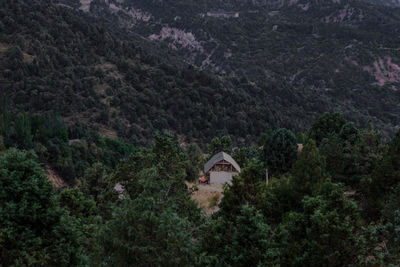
[2, 111, 400, 265]
[3, 0, 400, 265]
[0, 0, 305, 146]
[75, 0, 400, 137]
[2, 0, 400, 147]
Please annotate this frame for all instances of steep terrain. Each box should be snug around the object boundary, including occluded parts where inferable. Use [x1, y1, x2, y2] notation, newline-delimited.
[1, 0, 400, 145]
[57, 0, 400, 138]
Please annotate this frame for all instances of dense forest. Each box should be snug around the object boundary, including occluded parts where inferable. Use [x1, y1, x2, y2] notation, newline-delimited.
[83, 0, 400, 137]
[2, 0, 400, 265]
[2, 111, 400, 265]
[2, 0, 400, 147]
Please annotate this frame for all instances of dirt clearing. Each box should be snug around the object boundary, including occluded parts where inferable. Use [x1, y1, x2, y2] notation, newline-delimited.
[187, 182, 225, 215]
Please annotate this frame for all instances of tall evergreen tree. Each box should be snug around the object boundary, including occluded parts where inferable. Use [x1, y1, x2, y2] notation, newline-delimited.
[365, 129, 400, 216]
[309, 112, 346, 145]
[278, 182, 364, 266]
[207, 135, 233, 156]
[0, 149, 86, 266]
[291, 139, 327, 196]
[263, 128, 298, 175]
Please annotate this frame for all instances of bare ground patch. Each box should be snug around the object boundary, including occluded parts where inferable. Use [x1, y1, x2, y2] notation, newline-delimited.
[46, 165, 67, 189]
[187, 182, 224, 215]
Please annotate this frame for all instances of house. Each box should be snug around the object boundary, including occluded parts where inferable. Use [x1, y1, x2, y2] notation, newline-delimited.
[204, 152, 241, 185]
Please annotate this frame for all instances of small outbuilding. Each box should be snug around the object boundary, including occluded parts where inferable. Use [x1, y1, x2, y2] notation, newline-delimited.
[203, 152, 241, 185]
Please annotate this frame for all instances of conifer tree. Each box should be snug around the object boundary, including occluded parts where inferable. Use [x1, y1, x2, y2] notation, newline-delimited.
[263, 128, 298, 175]
[0, 149, 86, 266]
[309, 112, 346, 145]
[291, 139, 327, 196]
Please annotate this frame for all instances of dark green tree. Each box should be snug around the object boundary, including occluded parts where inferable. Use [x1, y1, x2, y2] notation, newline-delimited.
[200, 205, 278, 266]
[95, 134, 202, 266]
[291, 139, 327, 196]
[257, 129, 273, 147]
[339, 122, 360, 145]
[233, 147, 249, 168]
[219, 160, 265, 219]
[97, 175, 198, 266]
[379, 188, 400, 264]
[0, 149, 86, 266]
[207, 135, 232, 156]
[186, 143, 202, 171]
[278, 182, 363, 266]
[363, 129, 400, 217]
[185, 143, 203, 181]
[319, 125, 383, 187]
[263, 128, 298, 175]
[58, 188, 99, 258]
[80, 163, 117, 217]
[309, 112, 346, 145]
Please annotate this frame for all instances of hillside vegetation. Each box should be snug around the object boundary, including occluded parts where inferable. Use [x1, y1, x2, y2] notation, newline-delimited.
[81, 0, 400, 137]
[2, 1, 400, 265]
[2, 0, 400, 146]
[1, 111, 400, 265]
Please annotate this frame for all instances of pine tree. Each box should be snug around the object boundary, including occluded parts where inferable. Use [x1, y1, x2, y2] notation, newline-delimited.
[263, 128, 298, 175]
[278, 183, 363, 266]
[309, 112, 346, 145]
[291, 139, 327, 196]
[0, 149, 87, 266]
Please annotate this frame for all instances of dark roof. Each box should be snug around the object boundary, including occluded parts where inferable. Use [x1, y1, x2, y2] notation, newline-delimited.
[204, 152, 241, 174]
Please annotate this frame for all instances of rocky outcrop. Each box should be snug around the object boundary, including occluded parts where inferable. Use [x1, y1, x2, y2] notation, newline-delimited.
[364, 57, 400, 86]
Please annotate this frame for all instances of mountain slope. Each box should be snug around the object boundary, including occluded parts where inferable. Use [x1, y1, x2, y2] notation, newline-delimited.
[1, 0, 400, 145]
[63, 0, 400, 138]
[0, 0, 304, 145]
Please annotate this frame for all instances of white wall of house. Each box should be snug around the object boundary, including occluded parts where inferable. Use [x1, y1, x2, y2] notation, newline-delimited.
[210, 171, 237, 185]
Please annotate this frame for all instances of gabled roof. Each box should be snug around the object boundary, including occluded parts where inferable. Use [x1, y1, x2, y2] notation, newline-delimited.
[204, 152, 241, 174]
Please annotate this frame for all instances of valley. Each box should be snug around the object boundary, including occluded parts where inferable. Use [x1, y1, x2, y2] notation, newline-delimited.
[2, 0, 400, 265]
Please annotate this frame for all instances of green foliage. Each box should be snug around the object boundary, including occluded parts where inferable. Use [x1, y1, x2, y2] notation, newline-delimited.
[2, 0, 400, 257]
[200, 205, 278, 266]
[296, 132, 308, 144]
[379, 209, 400, 263]
[207, 135, 233, 156]
[0, 114, 397, 266]
[365, 129, 400, 216]
[339, 122, 360, 145]
[219, 160, 265, 219]
[186, 143, 203, 175]
[80, 163, 112, 203]
[291, 139, 327, 196]
[0, 111, 136, 184]
[184, 143, 203, 182]
[233, 146, 260, 169]
[257, 130, 273, 147]
[79, 163, 117, 218]
[3, 0, 400, 147]
[98, 194, 198, 266]
[94, 133, 201, 266]
[278, 183, 363, 266]
[0, 149, 87, 266]
[320, 124, 384, 187]
[233, 147, 249, 168]
[309, 112, 346, 145]
[59, 188, 96, 220]
[58, 188, 99, 257]
[263, 128, 298, 175]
